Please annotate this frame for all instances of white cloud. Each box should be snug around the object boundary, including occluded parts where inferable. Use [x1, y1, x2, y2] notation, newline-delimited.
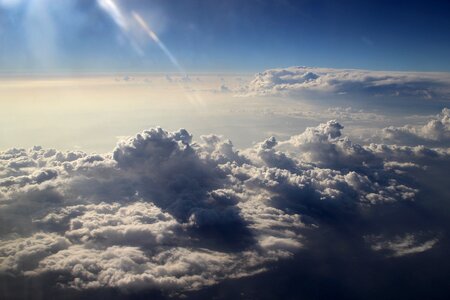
[59, 202, 180, 246]
[381, 108, 450, 147]
[29, 245, 278, 291]
[242, 66, 450, 100]
[0, 233, 71, 272]
[0, 119, 448, 293]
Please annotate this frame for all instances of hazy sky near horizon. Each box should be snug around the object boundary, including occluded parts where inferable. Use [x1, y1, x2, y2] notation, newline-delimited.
[1, 0, 450, 72]
[0, 69, 447, 153]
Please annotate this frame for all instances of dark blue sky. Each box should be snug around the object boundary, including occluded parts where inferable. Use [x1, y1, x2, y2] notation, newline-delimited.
[1, 0, 449, 72]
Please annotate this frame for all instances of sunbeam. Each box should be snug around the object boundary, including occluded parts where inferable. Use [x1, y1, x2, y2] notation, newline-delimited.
[132, 11, 184, 74]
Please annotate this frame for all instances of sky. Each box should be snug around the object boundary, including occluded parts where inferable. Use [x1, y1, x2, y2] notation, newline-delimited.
[1, 1, 450, 300]
[1, 0, 450, 72]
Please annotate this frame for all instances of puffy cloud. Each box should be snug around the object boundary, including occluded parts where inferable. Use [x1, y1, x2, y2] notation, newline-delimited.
[0, 120, 448, 296]
[381, 108, 450, 147]
[273, 120, 384, 174]
[0, 233, 71, 272]
[55, 202, 180, 246]
[243, 66, 450, 101]
[111, 127, 243, 225]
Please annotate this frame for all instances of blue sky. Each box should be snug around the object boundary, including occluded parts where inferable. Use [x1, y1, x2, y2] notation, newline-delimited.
[1, 0, 450, 72]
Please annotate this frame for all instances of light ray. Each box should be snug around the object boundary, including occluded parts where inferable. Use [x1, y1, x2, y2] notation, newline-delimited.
[97, 0, 128, 30]
[131, 11, 184, 74]
[96, 0, 203, 106]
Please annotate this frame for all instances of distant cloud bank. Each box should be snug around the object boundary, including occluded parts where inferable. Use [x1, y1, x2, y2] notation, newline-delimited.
[242, 66, 450, 100]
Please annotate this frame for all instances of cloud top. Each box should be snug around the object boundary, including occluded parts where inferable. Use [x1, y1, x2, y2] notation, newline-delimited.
[1, 118, 449, 295]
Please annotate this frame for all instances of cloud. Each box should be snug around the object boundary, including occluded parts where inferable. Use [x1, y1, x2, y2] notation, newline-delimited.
[208, 84, 231, 94]
[242, 66, 450, 101]
[0, 120, 449, 296]
[366, 233, 439, 257]
[0, 233, 71, 272]
[381, 108, 450, 147]
[54, 202, 180, 246]
[289, 106, 388, 123]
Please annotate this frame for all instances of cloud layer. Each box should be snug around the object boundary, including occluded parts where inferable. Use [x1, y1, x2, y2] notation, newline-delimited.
[243, 66, 450, 101]
[1, 115, 449, 297]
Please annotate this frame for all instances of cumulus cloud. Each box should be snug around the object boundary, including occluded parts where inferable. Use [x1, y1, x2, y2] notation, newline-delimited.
[0, 233, 71, 272]
[381, 108, 450, 147]
[242, 66, 450, 101]
[29, 245, 272, 291]
[0, 120, 449, 296]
